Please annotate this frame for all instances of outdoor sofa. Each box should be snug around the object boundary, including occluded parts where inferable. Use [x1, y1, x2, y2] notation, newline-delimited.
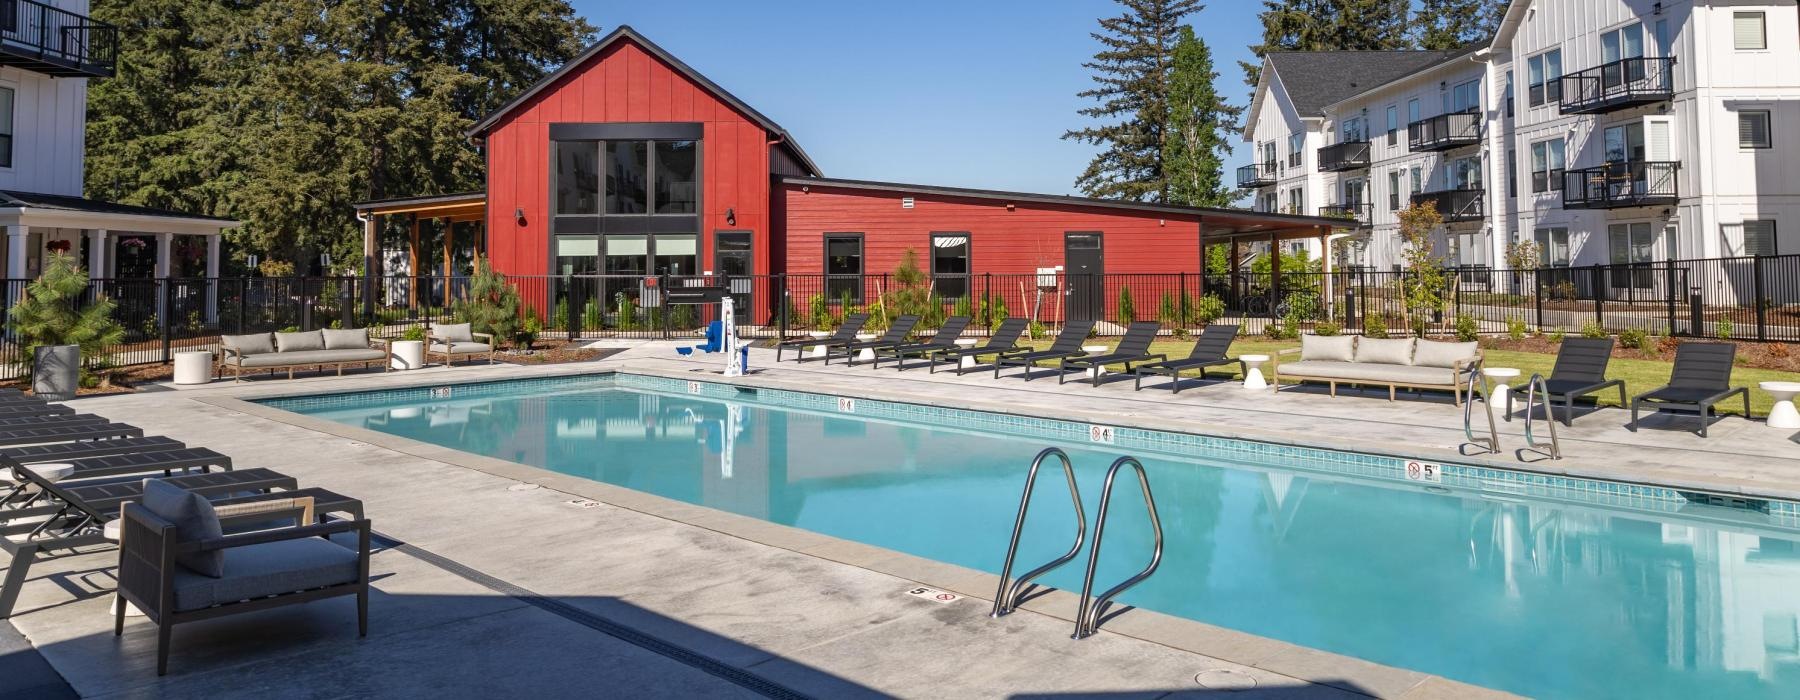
[428, 323, 497, 366]
[220, 329, 391, 381]
[1273, 335, 1482, 406]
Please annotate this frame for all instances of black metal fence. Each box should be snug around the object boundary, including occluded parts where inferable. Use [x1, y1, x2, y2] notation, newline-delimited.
[0, 253, 1795, 379]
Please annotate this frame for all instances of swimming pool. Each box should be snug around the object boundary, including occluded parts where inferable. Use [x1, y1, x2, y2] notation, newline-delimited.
[267, 373, 1800, 699]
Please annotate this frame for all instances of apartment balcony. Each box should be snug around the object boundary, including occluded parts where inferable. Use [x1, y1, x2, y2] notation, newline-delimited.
[1316, 141, 1370, 172]
[1407, 113, 1481, 152]
[1558, 57, 1674, 116]
[1319, 203, 1372, 226]
[1561, 161, 1679, 210]
[1410, 188, 1485, 223]
[1236, 163, 1278, 189]
[0, 0, 116, 77]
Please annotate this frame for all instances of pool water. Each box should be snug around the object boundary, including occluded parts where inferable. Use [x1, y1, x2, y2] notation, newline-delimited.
[281, 379, 1800, 699]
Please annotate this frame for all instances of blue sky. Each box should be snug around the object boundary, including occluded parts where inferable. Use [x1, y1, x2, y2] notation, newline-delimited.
[568, 0, 1266, 200]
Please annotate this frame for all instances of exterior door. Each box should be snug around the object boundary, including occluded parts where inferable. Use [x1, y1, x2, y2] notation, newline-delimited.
[714, 231, 752, 324]
[1064, 233, 1104, 322]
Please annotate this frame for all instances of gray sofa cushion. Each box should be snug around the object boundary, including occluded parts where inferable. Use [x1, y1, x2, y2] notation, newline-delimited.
[1278, 360, 1461, 386]
[220, 333, 274, 357]
[1355, 337, 1415, 365]
[275, 331, 324, 353]
[321, 328, 369, 350]
[170, 538, 360, 611]
[431, 341, 492, 355]
[435, 323, 474, 343]
[1300, 335, 1355, 362]
[1414, 340, 1478, 368]
[142, 479, 224, 578]
[237, 349, 387, 367]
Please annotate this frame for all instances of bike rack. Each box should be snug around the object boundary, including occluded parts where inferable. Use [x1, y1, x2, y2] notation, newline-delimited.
[991, 447, 1087, 618]
[1072, 456, 1163, 640]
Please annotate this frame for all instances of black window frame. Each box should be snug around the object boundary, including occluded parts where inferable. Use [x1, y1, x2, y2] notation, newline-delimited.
[1388, 171, 1401, 211]
[0, 85, 12, 169]
[1739, 109, 1773, 149]
[824, 232, 865, 303]
[1530, 138, 1565, 194]
[928, 232, 971, 300]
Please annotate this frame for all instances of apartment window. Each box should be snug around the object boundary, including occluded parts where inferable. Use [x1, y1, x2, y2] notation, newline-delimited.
[1286, 188, 1305, 214]
[1450, 156, 1482, 190]
[1739, 110, 1772, 149]
[1259, 192, 1278, 213]
[1654, 19, 1671, 57]
[1342, 178, 1365, 207]
[1734, 220, 1777, 256]
[825, 234, 864, 301]
[1388, 171, 1401, 210]
[0, 87, 10, 169]
[1609, 223, 1658, 265]
[605, 141, 649, 214]
[1259, 141, 1277, 169]
[553, 142, 600, 215]
[1385, 106, 1398, 146]
[1507, 149, 1518, 198]
[1531, 138, 1566, 193]
[653, 141, 698, 214]
[1343, 116, 1366, 143]
[1503, 71, 1514, 119]
[1410, 167, 1422, 197]
[930, 233, 970, 298]
[1287, 133, 1304, 168]
[1536, 228, 1571, 267]
[1528, 49, 1562, 106]
[1449, 80, 1480, 113]
[1734, 12, 1767, 50]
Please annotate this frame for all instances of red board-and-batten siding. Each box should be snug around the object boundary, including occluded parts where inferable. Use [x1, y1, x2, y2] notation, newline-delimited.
[482, 38, 782, 278]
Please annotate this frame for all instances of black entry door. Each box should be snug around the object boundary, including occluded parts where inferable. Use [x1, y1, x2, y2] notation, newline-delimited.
[1064, 232, 1104, 322]
[714, 231, 753, 324]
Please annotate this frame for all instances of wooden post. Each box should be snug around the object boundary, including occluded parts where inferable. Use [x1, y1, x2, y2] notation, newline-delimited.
[1229, 238, 1242, 305]
[1319, 226, 1334, 319]
[362, 212, 378, 319]
[442, 218, 453, 280]
[408, 215, 420, 309]
[1268, 231, 1282, 310]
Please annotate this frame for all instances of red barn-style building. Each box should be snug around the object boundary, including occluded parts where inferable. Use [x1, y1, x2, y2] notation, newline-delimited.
[361, 26, 1344, 326]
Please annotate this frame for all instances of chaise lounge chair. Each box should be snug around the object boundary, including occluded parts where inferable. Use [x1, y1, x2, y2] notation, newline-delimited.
[0, 435, 188, 464]
[872, 316, 972, 370]
[926, 318, 1030, 374]
[1628, 342, 1749, 438]
[0, 447, 233, 508]
[0, 421, 142, 446]
[992, 320, 1098, 381]
[1505, 337, 1625, 426]
[826, 316, 920, 366]
[1133, 324, 1242, 393]
[1059, 322, 1164, 386]
[775, 313, 870, 362]
[0, 403, 73, 418]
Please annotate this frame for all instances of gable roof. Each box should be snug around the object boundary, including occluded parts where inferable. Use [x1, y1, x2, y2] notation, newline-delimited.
[1263, 49, 1479, 117]
[466, 25, 821, 176]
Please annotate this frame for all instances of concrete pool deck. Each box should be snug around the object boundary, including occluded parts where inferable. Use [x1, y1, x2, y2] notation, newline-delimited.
[8, 341, 1795, 698]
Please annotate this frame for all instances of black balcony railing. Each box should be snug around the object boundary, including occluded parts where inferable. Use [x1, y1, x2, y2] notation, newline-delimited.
[1559, 56, 1674, 115]
[1407, 112, 1481, 152]
[1236, 163, 1278, 189]
[1562, 161, 1679, 210]
[0, 0, 116, 77]
[1316, 141, 1371, 172]
[1319, 202, 1372, 225]
[1411, 188, 1485, 222]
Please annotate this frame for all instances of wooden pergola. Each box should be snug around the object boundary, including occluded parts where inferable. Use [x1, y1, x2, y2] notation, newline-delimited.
[352, 192, 487, 310]
[1197, 210, 1356, 314]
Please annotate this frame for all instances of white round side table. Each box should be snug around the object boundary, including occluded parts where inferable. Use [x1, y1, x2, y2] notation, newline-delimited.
[1482, 367, 1521, 413]
[953, 338, 981, 369]
[173, 351, 213, 385]
[807, 331, 832, 359]
[390, 340, 426, 370]
[1761, 381, 1800, 429]
[853, 333, 879, 363]
[1239, 354, 1270, 390]
[1081, 345, 1111, 377]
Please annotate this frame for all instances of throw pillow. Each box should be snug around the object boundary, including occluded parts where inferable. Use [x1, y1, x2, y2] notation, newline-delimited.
[141, 479, 225, 578]
[1355, 337, 1416, 365]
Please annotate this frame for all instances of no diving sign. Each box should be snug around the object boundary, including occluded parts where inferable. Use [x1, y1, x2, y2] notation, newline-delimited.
[905, 586, 960, 604]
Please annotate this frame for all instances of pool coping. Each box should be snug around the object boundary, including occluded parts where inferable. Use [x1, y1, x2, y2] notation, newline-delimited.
[203, 364, 1526, 698]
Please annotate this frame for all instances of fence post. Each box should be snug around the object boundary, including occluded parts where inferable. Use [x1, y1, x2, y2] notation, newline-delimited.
[339, 280, 354, 329]
[776, 274, 788, 337]
[1344, 286, 1357, 329]
[1689, 286, 1704, 337]
[1534, 270, 1545, 332]
[1357, 270, 1367, 332]
[238, 278, 249, 334]
[661, 275, 672, 340]
[566, 277, 581, 341]
[1592, 265, 1606, 329]
[1664, 264, 1678, 334]
[1178, 271, 1188, 327]
[983, 273, 992, 326]
[1754, 255, 1768, 341]
[159, 279, 173, 364]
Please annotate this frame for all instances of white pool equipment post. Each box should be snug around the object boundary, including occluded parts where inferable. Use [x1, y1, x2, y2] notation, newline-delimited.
[722, 296, 744, 377]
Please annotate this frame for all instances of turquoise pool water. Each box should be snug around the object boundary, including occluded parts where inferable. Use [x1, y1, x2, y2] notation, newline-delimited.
[272, 376, 1800, 699]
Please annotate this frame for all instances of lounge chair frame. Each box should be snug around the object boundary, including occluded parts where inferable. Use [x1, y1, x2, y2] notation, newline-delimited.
[1058, 322, 1166, 386]
[1132, 324, 1242, 393]
[992, 320, 1098, 380]
[825, 316, 921, 366]
[926, 318, 1030, 374]
[1504, 337, 1625, 426]
[872, 317, 973, 370]
[775, 313, 871, 362]
[1628, 342, 1749, 438]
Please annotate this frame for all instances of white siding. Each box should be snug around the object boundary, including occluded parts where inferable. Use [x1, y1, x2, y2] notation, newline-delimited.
[0, 62, 90, 198]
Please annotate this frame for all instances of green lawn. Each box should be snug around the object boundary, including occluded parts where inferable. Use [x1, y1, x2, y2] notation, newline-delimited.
[1013, 336, 1800, 417]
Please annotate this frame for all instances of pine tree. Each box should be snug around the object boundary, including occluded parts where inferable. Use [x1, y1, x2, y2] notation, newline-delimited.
[7, 255, 126, 381]
[1240, 0, 1413, 87]
[455, 258, 522, 343]
[1411, 0, 1508, 50]
[1065, 0, 1206, 203]
[1164, 26, 1239, 207]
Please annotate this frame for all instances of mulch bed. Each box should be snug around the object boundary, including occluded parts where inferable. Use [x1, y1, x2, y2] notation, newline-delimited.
[493, 342, 620, 365]
[1481, 336, 1800, 373]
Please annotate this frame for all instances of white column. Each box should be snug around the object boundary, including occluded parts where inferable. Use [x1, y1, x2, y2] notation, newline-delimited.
[204, 234, 221, 323]
[87, 229, 107, 293]
[155, 232, 173, 322]
[6, 225, 29, 280]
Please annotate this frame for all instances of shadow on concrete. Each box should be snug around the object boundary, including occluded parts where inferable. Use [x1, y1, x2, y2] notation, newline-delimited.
[1010, 683, 1374, 699]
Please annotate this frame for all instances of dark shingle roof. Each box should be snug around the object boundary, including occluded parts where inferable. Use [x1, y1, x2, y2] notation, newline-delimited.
[1264, 46, 1482, 116]
[0, 191, 236, 223]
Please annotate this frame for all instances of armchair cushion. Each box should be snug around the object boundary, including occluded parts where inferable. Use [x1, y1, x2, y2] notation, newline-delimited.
[431, 341, 492, 355]
[170, 537, 360, 611]
[1414, 340, 1479, 369]
[435, 323, 474, 343]
[274, 331, 325, 353]
[321, 328, 370, 350]
[220, 333, 274, 357]
[142, 479, 225, 578]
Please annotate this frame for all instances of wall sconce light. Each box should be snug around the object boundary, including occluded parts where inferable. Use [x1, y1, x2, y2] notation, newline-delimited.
[1006, 203, 1015, 212]
[801, 185, 810, 193]
[513, 207, 526, 225]
[1653, 2, 1662, 15]
[726, 208, 737, 226]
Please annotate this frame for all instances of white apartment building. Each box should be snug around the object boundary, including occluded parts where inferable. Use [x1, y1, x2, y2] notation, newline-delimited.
[0, 0, 235, 284]
[1244, 0, 1800, 274]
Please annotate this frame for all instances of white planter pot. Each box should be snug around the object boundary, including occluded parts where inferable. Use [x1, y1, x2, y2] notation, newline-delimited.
[391, 340, 426, 370]
[33, 345, 78, 400]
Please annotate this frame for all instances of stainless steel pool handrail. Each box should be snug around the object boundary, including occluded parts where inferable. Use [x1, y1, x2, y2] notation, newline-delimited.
[991, 447, 1087, 618]
[1521, 373, 1564, 460]
[1072, 456, 1163, 640]
[1463, 373, 1501, 455]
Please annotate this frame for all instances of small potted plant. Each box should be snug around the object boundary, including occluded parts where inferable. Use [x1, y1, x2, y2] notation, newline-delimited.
[391, 326, 428, 370]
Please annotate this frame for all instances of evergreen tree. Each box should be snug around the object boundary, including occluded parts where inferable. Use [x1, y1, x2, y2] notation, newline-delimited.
[7, 255, 125, 381]
[1065, 0, 1206, 203]
[1240, 0, 1413, 87]
[1164, 26, 1239, 207]
[1411, 0, 1508, 50]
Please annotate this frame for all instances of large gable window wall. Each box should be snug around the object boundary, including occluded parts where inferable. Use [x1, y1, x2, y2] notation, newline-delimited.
[551, 123, 703, 317]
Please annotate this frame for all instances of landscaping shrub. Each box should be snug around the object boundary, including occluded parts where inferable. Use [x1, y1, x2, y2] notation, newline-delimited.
[455, 259, 522, 341]
[516, 309, 542, 349]
[582, 300, 603, 331]
[1117, 286, 1137, 324]
[1454, 314, 1479, 342]
[8, 253, 125, 383]
[1657, 334, 1682, 354]
[1028, 320, 1047, 339]
[615, 293, 638, 331]
[809, 293, 831, 330]
[1363, 313, 1389, 339]
[1619, 327, 1650, 351]
[1158, 290, 1180, 329]
[401, 326, 427, 342]
[1715, 317, 1734, 340]
[1548, 328, 1566, 343]
[1506, 316, 1527, 341]
[1579, 320, 1607, 339]
[987, 296, 1009, 331]
[1313, 320, 1342, 336]
[1194, 293, 1225, 324]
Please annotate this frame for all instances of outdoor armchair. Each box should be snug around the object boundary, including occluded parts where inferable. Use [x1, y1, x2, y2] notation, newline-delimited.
[775, 312, 870, 362]
[926, 318, 1030, 374]
[1505, 337, 1625, 426]
[992, 320, 1098, 380]
[1628, 342, 1749, 438]
[1133, 324, 1242, 393]
[428, 323, 496, 366]
[1059, 322, 1165, 386]
[872, 316, 972, 370]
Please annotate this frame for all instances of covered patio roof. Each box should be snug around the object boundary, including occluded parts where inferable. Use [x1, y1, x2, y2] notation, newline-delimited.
[352, 192, 486, 221]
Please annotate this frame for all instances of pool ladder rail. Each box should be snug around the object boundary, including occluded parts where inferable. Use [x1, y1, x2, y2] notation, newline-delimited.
[990, 448, 1165, 640]
[1462, 373, 1562, 461]
[1462, 374, 1501, 455]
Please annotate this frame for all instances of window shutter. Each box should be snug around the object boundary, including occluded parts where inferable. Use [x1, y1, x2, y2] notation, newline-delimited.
[1644, 117, 1672, 161]
[1734, 12, 1766, 50]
